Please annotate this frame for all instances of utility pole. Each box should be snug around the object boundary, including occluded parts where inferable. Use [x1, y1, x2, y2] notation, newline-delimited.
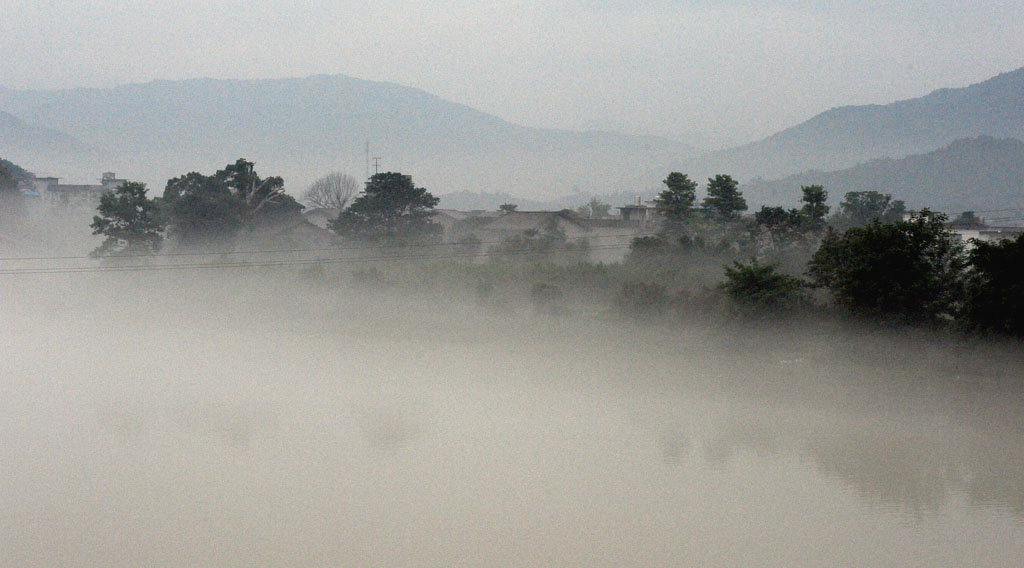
[372, 157, 382, 176]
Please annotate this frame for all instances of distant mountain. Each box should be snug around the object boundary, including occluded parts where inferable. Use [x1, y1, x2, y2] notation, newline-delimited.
[0, 76, 695, 199]
[0, 111, 101, 178]
[702, 67, 1024, 180]
[741, 137, 1024, 215]
[6, 67, 1024, 203]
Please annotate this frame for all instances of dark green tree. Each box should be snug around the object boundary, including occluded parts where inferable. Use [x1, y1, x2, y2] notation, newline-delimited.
[214, 158, 301, 221]
[720, 260, 804, 314]
[0, 158, 33, 190]
[829, 191, 905, 231]
[626, 235, 671, 263]
[798, 185, 829, 230]
[164, 171, 248, 245]
[963, 233, 1024, 336]
[163, 159, 301, 246]
[90, 181, 165, 256]
[808, 210, 965, 323]
[329, 172, 441, 243]
[754, 206, 800, 229]
[498, 203, 518, 213]
[0, 162, 24, 224]
[655, 172, 697, 220]
[702, 174, 747, 222]
[0, 163, 17, 195]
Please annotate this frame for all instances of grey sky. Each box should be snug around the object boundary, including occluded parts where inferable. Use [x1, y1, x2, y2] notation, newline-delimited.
[2, 0, 1022, 147]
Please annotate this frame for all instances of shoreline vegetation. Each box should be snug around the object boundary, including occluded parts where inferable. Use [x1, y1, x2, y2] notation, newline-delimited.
[2, 158, 1024, 346]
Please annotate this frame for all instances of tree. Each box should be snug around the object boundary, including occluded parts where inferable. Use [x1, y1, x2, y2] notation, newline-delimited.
[702, 174, 747, 222]
[0, 158, 33, 191]
[329, 172, 441, 243]
[498, 203, 518, 213]
[577, 198, 611, 218]
[163, 172, 248, 246]
[0, 162, 18, 195]
[829, 191, 905, 231]
[720, 260, 804, 314]
[963, 232, 1024, 336]
[807, 210, 965, 323]
[754, 206, 800, 229]
[162, 159, 302, 246]
[0, 161, 24, 224]
[950, 211, 984, 229]
[798, 185, 829, 230]
[302, 172, 358, 209]
[90, 181, 165, 256]
[655, 172, 697, 220]
[215, 158, 299, 217]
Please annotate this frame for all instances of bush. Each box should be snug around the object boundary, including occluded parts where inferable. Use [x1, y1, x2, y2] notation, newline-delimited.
[719, 260, 804, 315]
[807, 210, 965, 324]
[963, 233, 1024, 336]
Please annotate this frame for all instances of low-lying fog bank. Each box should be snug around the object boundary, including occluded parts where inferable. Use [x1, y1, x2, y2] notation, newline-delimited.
[3, 269, 1023, 567]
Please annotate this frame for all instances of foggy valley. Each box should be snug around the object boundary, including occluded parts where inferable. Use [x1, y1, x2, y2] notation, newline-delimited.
[5, 2, 1024, 565]
[3, 253, 1023, 566]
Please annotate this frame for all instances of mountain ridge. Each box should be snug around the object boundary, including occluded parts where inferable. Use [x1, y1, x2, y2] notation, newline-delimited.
[2, 66, 1024, 205]
[0, 74, 695, 198]
[701, 66, 1024, 180]
[740, 136, 1024, 215]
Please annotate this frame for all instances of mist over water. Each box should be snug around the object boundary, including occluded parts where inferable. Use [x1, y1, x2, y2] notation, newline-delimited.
[3, 269, 1023, 567]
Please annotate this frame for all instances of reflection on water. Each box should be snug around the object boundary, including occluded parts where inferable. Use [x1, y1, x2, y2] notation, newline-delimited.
[3, 275, 1023, 568]
[695, 407, 1024, 519]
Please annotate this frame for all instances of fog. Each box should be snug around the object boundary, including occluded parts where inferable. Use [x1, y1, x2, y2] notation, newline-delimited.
[2, 264, 1023, 567]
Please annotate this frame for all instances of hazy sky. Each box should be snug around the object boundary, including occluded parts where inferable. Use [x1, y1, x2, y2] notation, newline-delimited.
[3, 1, 1023, 147]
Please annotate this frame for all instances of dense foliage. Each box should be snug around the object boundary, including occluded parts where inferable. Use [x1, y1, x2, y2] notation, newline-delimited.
[963, 233, 1024, 336]
[90, 181, 165, 256]
[654, 172, 697, 222]
[0, 157, 33, 188]
[808, 210, 965, 324]
[3, 155, 1021, 339]
[163, 159, 302, 245]
[702, 174, 747, 221]
[720, 260, 804, 314]
[828, 190, 906, 231]
[329, 172, 441, 243]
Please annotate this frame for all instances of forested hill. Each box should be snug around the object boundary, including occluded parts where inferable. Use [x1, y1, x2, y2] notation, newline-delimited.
[0, 76, 694, 198]
[741, 136, 1024, 214]
[701, 67, 1024, 181]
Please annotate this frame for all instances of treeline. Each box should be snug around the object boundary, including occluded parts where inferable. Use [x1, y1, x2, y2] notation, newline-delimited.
[3, 156, 1023, 339]
[625, 172, 1023, 337]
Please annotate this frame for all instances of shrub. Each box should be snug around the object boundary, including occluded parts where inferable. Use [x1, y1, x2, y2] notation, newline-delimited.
[720, 260, 804, 314]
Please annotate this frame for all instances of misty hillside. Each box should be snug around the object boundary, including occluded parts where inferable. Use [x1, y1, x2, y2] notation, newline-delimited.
[741, 136, 1024, 215]
[702, 67, 1024, 180]
[0, 111, 101, 176]
[0, 76, 694, 199]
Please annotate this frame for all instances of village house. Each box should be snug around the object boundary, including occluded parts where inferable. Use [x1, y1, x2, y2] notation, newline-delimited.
[616, 197, 661, 230]
[31, 172, 127, 206]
